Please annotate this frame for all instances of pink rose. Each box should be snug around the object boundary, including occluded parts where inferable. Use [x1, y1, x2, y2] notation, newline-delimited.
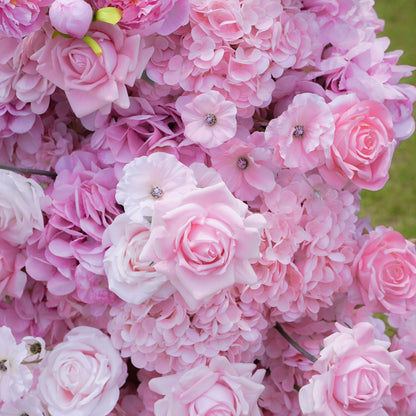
[38, 326, 127, 416]
[353, 226, 416, 314]
[36, 22, 153, 118]
[49, 0, 93, 38]
[319, 94, 395, 190]
[0, 170, 47, 247]
[140, 182, 265, 309]
[149, 356, 265, 416]
[299, 322, 404, 416]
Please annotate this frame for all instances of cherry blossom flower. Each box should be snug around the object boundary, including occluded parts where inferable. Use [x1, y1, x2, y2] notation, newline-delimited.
[179, 91, 237, 148]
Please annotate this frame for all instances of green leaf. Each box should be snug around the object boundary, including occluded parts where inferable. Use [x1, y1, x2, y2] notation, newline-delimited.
[52, 29, 72, 39]
[373, 313, 397, 340]
[95, 7, 122, 25]
[82, 35, 103, 57]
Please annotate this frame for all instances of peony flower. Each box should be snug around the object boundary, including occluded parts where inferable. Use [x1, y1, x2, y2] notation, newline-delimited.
[353, 226, 416, 314]
[38, 326, 127, 416]
[0, 326, 33, 403]
[140, 181, 265, 309]
[265, 93, 335, 172]
[49, 0, 93, 38]
[116, 152, 197, 224]
[36, 22, 154, 118]
[149, 356, 265, 416]
[0, 170, 47, 246]
[0, 0, 50, 39]
[299, 322, 405, 416]
[319, 94, 395, 191]
[103, 213, 173, 304]
[179, 91, 237, 148]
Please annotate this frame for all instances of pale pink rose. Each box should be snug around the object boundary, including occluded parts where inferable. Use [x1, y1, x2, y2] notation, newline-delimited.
[36, 22, 154, 118]
[353, 226, 416, 314]
[140, 182, 265, 309]
[116, 153, 197, 224]
[0, 170, 47, 246]
[149, 356, 265, 416]
[103, 213, 173, 304]
[319, 94, 395, 190]
[49, 0, 93, 38]
[265, 93, 334, 172]
[38, 326, 127, 416]
[0, 326, 33, 403]
[179, 91, 237, 148]
[299, 322, 405, 416]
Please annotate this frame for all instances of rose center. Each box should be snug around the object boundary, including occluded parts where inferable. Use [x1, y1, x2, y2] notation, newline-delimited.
[30, 342, 42, 355]
[205, 113, 217, 126]
[293, 125, 305, 138]
[236, 157, 249, 170]
[150, 186, 164, 199]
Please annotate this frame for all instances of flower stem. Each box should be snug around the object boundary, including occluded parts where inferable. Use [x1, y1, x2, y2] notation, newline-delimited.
[0, 164, 57, 179]
[274, 322, 317, 363]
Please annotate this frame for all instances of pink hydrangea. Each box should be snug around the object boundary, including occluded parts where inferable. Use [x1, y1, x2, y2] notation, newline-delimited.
[353, 226, 416, 314]
[36, 22, 153, 118]
[140, 182, 265, 309]
[149, 356, 265, 416]
[319, 94, 395, 190]
[265, 93, 335, 172]
[299, 322, 405, 416]
[179, 91, 237, 148]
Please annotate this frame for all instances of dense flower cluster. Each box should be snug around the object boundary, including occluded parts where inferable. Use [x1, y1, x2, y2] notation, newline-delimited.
[0, 0, 416, 415]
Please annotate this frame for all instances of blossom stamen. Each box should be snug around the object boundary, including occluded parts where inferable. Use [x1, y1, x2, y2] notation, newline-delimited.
[293, 125, 305, 138]
[150, 186, 164, 199]
[0, 359, 7, 371]
[205, 113, 217, 126]
[237, 157, 249, 170]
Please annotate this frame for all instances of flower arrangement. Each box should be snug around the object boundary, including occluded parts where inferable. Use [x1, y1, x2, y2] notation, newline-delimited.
[0, 0, 416, 415]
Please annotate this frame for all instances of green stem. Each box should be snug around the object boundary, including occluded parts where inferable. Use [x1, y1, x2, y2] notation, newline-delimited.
[274, 322, 317, 363]
[0, 164, 57, 179]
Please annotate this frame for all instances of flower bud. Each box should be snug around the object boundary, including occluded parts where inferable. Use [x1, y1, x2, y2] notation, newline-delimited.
[49, 0, 93, 38]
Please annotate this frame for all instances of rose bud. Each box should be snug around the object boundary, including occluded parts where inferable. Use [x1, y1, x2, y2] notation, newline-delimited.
[49, 0, 93, 38]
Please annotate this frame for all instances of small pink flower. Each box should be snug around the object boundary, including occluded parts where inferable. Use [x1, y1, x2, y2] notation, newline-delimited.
[149, 356, 265, 416]
[353, 226, 416, 314]
[265, 93, 335, 172]
[38, 326, 127, 416]
[49, 0, 93, 38]
[116, 152, 197, 224]
[179, 91, 237, 148]
[299, 322, 405, 416]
